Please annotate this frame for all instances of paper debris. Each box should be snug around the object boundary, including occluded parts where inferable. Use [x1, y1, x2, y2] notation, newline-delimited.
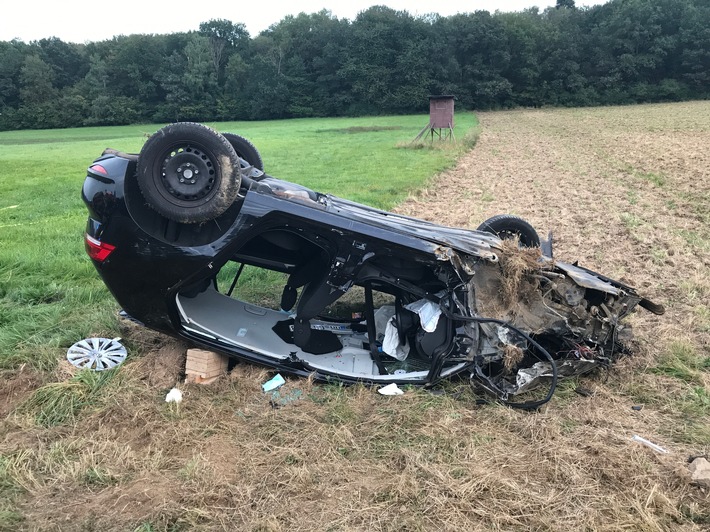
[165, 387, 183, 403]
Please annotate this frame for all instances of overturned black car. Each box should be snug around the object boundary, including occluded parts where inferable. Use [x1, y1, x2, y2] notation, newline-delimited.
[82, 122, 663, 408]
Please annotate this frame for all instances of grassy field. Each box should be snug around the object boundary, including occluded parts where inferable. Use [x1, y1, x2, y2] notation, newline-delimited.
[1, 103, 709, 530]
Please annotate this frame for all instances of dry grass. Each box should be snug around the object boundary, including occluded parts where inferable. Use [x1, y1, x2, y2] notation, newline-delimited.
[2, 102, 710, 530]
[497, 239, 543, 307]
[502, 344, 525, 373]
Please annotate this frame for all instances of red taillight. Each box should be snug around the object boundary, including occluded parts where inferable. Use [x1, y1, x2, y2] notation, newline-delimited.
[89, 164, 109, 175]
[85, 234, 115, 262]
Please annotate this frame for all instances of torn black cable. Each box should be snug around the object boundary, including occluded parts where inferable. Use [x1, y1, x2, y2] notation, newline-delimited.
[466, 316, 558, 410]
[438, 300, 558, 409]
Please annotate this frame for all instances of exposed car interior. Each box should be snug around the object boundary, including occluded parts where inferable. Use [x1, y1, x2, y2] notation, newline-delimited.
[175, 227, 466, 381]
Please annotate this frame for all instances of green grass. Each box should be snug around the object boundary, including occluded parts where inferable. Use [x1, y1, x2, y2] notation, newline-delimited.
[619, 162, 666, 187]
[651, 341, 710, 386]
[0, 114, 477, 371]
[213, 114, 479, 208]
[18, 369, 119, 427]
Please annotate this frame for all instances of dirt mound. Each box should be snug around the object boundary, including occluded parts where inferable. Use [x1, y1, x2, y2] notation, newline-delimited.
[0, 368, 42, 419]
[120, 322, 188, 389]
[136, 338, 187, 389]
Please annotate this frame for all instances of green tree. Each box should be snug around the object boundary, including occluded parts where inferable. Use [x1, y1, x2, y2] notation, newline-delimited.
[80, 54, 109, 100]
[199, 19, 250, 84]
[19, 54, 57, 105]
[437, 12, 511, 109]
[155, 35, 218, 121]
[36, 37, 88, 89]
[218, 52, 250, 119]
[498, 9, 543, 107]
[340, 6, 435, 114]
[256, 11, 352, 117]
[95, 35, 167, 119]
[0, 40, 26, 109]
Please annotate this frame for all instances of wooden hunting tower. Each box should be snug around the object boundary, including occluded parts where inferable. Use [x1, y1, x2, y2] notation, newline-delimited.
[414, 95, 455, 142]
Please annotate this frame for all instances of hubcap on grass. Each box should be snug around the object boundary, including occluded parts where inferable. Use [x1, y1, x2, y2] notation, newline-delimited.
[66, 337, 127, 371]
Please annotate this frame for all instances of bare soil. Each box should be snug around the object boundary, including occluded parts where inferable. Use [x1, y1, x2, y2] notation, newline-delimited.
[1, 102, 709, 531]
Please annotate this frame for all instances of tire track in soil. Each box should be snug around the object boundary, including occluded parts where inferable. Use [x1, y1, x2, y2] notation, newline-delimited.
[396, 102, 710, 354]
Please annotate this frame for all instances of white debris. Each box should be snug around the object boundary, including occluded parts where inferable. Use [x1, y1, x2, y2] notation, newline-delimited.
[378, 383, 405, 396]
[165, 387, 183, 403]
[631, 434, 669, 454]
[382, 317, 410, 361]
[374, 305, 396, 338]
[497, 326, 511, 344]
[405, 299, 442, 333]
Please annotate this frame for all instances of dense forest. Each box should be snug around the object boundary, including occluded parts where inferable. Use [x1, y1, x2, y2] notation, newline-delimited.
[1, 0, 708, 130]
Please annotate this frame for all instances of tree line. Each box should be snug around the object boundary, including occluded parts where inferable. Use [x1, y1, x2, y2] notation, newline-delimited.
[1, 0, 708, 131]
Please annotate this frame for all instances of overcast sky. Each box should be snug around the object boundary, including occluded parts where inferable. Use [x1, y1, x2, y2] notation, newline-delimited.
[1, 0, 607, 44]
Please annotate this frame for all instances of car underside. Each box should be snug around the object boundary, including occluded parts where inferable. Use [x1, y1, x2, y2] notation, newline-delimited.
[82, 122, 664, 408]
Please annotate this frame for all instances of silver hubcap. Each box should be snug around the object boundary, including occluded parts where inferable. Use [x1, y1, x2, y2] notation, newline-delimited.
[67, 337, 127, 371]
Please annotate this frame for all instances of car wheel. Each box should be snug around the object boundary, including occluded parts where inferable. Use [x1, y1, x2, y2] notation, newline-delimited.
[476, 214, 540, 247]
[222, 133, 264, 171]
[137, 122, 241, 224]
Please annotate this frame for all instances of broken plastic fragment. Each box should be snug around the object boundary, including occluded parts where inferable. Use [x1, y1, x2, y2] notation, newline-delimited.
[262, 373, 286, 392]
[497, 326, 511, 344]
[405, 299, 442, 333]
[382, 316, 410, 361]
[270, 389, 303, 407]
[515, 359, 599, 394]
[165, 387, 183, 403]
[631, 434, 669, 454]
[378, 383, 404, 396]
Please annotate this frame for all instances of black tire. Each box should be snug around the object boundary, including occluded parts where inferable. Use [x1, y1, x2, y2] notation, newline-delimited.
[222, 133, 264, 171]
[137, 122, 241, 224]
[476, 214, 540, 247]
